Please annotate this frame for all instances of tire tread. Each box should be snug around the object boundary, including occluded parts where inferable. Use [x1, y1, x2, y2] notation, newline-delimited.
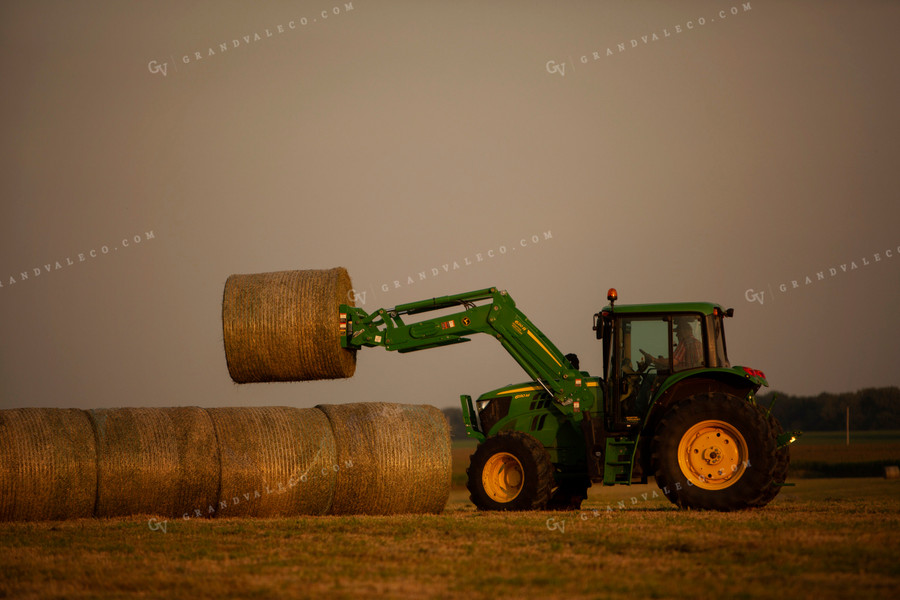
[651, 391, 786, 511]
[466, 431, 554, 511]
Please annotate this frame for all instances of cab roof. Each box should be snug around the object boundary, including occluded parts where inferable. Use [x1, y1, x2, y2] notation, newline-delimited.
[602, 302, 727, 316]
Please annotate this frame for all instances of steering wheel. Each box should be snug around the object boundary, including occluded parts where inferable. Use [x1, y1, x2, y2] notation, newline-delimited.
[637, 349, 656, 374]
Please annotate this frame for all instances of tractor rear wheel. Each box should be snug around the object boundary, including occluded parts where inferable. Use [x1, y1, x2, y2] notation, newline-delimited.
[467, 431, 554, 511]
[651, 391, 786, 511]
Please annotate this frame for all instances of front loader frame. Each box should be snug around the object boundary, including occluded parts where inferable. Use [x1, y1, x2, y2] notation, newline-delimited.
[340, 288, 594, 421]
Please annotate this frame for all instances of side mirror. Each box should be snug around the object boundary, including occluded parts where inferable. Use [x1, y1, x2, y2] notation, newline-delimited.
[592, 312, 604, 339]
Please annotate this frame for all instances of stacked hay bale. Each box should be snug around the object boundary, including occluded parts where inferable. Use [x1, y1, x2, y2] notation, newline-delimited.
[207, 406, 337, 518]
[222, 268, 357, 383]
[0, 408, 96, 521]
[87, 407, 219, 519]
[0, 404, 451, 520]
[319, 403, 451, 515]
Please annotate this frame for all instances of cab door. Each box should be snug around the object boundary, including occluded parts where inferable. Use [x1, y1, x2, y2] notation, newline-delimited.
[609, 313, 709, 429]
[609, 315, 671, 429]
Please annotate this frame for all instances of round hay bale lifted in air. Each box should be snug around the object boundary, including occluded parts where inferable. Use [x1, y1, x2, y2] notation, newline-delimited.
[206, 406, 337, 518]
[318, 403, 452, 515]
[87, 407, 220, 519]
[0, 408, 96, 521]
[222, 268, 357, 383]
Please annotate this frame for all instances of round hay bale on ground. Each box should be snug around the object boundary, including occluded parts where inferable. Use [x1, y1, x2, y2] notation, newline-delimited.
[167, 407, 221, 519]
[88, 407, 219, 519]
[207, 407, 337, 518]
[318, 403, 451, 515]
[0, 408, 96, 521]
[222, 268, 357, 383]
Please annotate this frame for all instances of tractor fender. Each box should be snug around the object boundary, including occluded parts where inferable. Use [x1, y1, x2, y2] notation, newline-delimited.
[483, 396, 586, 467]
[652, 367, 766, 402]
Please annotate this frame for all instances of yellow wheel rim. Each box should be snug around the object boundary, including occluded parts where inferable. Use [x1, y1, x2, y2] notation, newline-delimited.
[677, 420, 748, 490]
[482, 452, 525, 503]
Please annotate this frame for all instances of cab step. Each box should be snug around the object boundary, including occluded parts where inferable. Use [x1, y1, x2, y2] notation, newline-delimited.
[603, 438, 636, 485]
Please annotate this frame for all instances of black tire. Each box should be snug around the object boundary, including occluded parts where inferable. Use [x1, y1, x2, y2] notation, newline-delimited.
[651, 391, 783, 511]
[747, 410, 791, 508]
[467, 431, 554, 511]
[547, 478, 591, 511]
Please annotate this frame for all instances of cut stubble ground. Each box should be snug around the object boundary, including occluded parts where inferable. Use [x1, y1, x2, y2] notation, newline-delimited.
[3, 433, 899, 599]
[1, 478, 898, 600]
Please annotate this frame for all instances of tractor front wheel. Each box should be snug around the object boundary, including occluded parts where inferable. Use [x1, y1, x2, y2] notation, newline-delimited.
[651, 391, 785, 511]
[467, 431, 554, 511]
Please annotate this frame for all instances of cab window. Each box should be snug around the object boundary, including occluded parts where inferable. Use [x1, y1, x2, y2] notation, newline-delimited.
[713, 315, 730, 368]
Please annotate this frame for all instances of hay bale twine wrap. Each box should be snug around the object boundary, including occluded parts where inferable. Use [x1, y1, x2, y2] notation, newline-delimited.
[88, 407, 219, 519]
[318, 403, 451, 515]
[222, 268, 357, 383]
[207, 407, 337, 518]
[0, 408, 96, 521]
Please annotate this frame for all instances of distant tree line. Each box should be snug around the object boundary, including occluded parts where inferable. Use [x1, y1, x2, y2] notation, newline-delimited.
[441, 386, 900, 437]
[760, 386, 900, 432]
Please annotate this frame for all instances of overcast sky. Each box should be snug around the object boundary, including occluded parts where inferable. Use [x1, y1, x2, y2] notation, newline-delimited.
[1, 0, 898, 411]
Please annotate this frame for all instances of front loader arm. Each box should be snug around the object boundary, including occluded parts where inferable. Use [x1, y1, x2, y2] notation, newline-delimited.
[339, 287, 594, 420]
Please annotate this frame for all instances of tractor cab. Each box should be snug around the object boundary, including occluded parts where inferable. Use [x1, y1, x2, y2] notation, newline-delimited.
[594, 289, 733, 431]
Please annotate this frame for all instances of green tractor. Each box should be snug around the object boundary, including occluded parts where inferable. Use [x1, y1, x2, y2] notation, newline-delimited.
[340, 287, 796, 511]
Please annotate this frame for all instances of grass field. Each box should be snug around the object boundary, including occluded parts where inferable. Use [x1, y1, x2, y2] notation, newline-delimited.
[2, 433, 899, 599]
